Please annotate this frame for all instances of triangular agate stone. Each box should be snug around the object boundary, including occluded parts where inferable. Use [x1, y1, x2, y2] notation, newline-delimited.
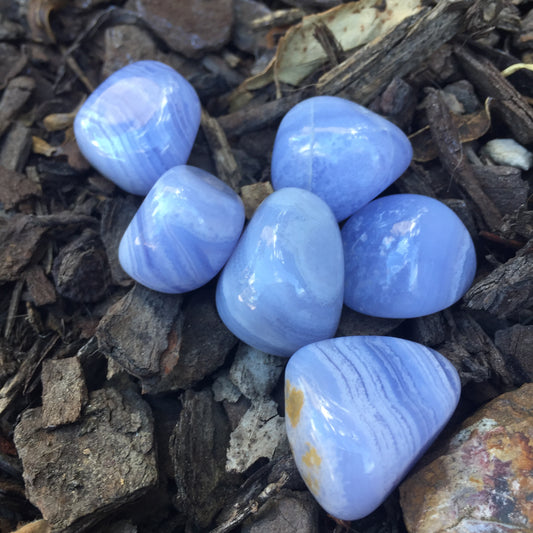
[285, 336, 460, 521]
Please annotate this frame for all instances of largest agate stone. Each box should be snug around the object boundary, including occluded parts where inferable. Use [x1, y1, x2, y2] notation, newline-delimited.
[216, 188, 344, 357]
[285, 336, 461, 521]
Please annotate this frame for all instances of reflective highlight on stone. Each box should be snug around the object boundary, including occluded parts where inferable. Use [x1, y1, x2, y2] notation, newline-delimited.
[285, 336, 460, 521]
[74, 60, 201, 195]
[342, 194, 476, 318]
[119, 165, 244, 293]
[271, 96, 413, 221]
[216, 188, 344, 357]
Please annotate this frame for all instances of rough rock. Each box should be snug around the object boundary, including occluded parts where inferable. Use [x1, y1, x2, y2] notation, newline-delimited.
[126, 0, 233, 58]
[41, 356, 88, 427]
[171, 388, 234, 529]
[226, 398, 289, 474]
[400, 383, 533, 533]
[241, 489, 319, 533]
[14, 380, 157, 532]
[229, 343, 284, 400]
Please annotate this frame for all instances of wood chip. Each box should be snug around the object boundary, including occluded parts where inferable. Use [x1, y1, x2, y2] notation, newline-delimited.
[454, 45, 533, 144]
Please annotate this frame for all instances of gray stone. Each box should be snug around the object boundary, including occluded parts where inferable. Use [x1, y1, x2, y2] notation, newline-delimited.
[126, 0, 233, 58]
[213, 372, 242, 403]
[226, 398, 289, 474]
[229, 343, 284, 400]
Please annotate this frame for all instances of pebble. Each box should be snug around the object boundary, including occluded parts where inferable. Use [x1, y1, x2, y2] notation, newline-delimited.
[285, 336, 460, 521]
[271, 96, 412, 221]
[342, 194, 477, 318]
[400, 383, 533, 533]
[482, 138, 533, 170]
[74, 60, 201, 195]
[119, 165, 245, 294]
[216, 187, 344, 357]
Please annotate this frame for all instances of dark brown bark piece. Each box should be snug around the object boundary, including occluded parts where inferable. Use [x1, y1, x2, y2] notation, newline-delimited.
[0, 165, 41, 210]
[454, 45, 533, 145]
[440, 310, 516, 387]
[424, 89, 502, 230]
[0, 76, 35, 138]
[52, 229, 111, 303]
[0, 122, 32, 172]
[472, 165, 528, 216]
[171, 388, 233, 529]
[143, 286, 237, 393]
[96, 283, 184, 379]
[218, 92, 307, 137]
[0, 212, 97, 282]
[201, 109, 242, 190]
[494, 324, 533, 384]
[24, 265, 56, 306]
[463, 240, 533, 318]
[317, 1, 473, 103]
[41, 356, 88, 427]
[99, 196, 139, 286]
[14, 380, 157, 532]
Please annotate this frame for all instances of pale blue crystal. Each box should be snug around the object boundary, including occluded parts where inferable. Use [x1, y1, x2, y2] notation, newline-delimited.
[342, 194, 477, 318]
[285, 335, 460, 521]
[216, 188, 344, 357]
[271, 96, 413, 221]
[74, 60, 201, 195]
[119, 165, 245, 293]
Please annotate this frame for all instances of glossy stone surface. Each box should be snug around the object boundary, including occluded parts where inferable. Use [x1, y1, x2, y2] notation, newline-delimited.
[285, 336, 460, 521]
[342, 194, 476, 318]
[74, 60, 200, 195]
[400, 383, 533, 533]
[271, 96, 413, 221]
[216, 188, 344, 357]
[119, 165, 244, 293]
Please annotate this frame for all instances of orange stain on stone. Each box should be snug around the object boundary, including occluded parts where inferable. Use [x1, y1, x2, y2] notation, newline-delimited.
[285, 380, 304, 427]
[302, 444, 322, 468]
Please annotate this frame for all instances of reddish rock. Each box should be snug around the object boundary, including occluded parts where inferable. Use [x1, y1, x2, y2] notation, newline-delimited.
[126, 0, 233, 58]
[400, 383, 533, 532]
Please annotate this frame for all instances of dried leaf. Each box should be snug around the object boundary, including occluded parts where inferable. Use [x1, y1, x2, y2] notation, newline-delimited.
[242, 0, 422, 91]
[27, 0, 68, 43]
[411, 101, 492, 162]
[54, 127, 91, 171]
[11, 519, 51, 533]
[32, 136, 56, 157]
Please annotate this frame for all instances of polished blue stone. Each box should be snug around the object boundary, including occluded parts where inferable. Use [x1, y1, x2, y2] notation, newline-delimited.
[119, 165, 245, 293]
[285, 335, 460, 521]
[74, 60, 201, 195]
[271, 96, 413, 221]
[216, 188, 344, 357]
[342, 194, 476, 318]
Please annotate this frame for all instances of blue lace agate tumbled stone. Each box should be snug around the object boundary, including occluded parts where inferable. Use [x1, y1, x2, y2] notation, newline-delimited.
[285, 335, 460, 521]
[216, 188, 344, 357]
[119, 165, 244, 293]
[271, 96, 413, 221]
[74, 60, 200, 195]
[342, 194, 476, 318]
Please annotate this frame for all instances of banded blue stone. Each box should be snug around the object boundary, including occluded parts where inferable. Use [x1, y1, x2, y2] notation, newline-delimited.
[119, 165, 244, 294]
[285, 336, 460, 521]
[216, 188, 344, 357]
[342, 194, 476, 318]
[271, 96, 413, 221]
[74, 60, 200, 195]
